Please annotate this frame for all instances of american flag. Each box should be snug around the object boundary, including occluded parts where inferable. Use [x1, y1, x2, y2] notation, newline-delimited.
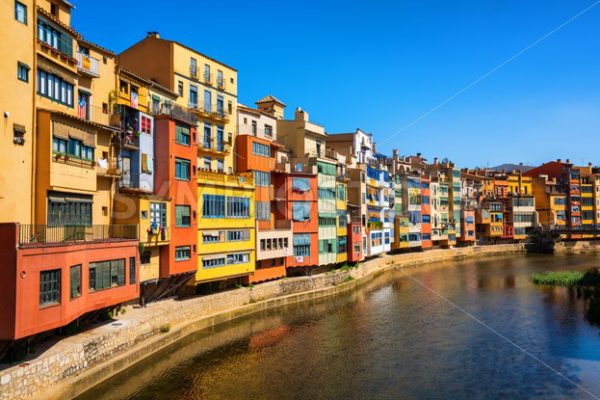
[78, 97, 87, 119]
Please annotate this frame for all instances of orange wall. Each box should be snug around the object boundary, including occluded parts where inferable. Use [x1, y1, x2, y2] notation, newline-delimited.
[154, 117, 198, 277]
[284, 173, 319, 267]
[0, 223, 139, 340]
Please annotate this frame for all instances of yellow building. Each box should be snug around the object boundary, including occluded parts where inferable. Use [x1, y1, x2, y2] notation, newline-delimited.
[0, 0, 35, 224]
[392, 216, 410, 249]
[531, 176, 567, 229]
[118, 33, 238, 173]
[195, 171, 256, 285]
[336, 181, 348, 264]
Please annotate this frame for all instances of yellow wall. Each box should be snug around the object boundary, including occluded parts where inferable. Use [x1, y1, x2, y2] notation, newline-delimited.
[0, 0, 35, 223]
[195, 172, 255, 283]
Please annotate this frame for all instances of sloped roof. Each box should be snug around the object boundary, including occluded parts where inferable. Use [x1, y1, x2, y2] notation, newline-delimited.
[255, 95, 286, 106]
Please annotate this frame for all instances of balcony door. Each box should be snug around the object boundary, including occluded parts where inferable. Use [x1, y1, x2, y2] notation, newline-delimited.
[121, 155, 131, 187]
[204, 90, 212, 113]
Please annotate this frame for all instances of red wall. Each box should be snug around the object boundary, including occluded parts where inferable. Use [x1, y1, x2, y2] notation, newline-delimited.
[0, 224, 18, 340]
[348, 221, 363, 262]
[421, 178, 432, 248]
[155, 117, 198, 277]
[0, 224, 139, 340]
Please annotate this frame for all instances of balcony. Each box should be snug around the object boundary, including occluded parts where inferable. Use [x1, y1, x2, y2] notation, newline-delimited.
[198, 137, 231, 155]
[121, 130, 140, 150]
[96, 157, 121, 178]
[274, 161, 290, 173]
[18, 224, 138, 246]
[150, 103, 198, 126]
[76, 52, 100, 78]
[141, 225, 170, 246]
[190, 103, 230, 122]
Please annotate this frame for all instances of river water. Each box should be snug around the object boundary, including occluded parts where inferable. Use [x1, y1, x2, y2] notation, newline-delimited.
[76, 254, 600, 400]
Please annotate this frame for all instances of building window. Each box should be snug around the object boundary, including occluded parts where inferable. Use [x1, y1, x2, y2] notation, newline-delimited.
[227, 253, 249, 265]
[175, 124, 191, 145]
[264, 124, 273, 137]
[175, 158, 191, 180]
[52, 137, 67, 154]
[252, 141, 271, 157]
[227, 197, 250, 218]
[337, 184, 346, 201]
[204, 64, 211, 82]
[89, 259, 125, 292]
[37, 69, 74, 107]
[216, 95, 224, 114]
[292, 202, 311, 222]
[217, 70, 223, 86]
[293, 234, 311, 256]
[15, 1, 27, 24]
[216, 159, 224, 172]
[202, 194, 225, 218]
[227, 230, 250, 241]
[202, 122, 212, 148]
[17, 62, 29, 82]
[190, 57, 197, 77]
[50, 2, 58, 16]
[292, 178, 310, 192]
[203, 157, 212, 170]
[319, 239, 336, 254]
[216, 125, 224, 151]
[47, 192, 92, 226]
[189, 85, 198, 108]
[203, 231, 222, 243]
[317, 161, 336, 175]
[175, 205, 191, 227]
[251, 120, 257, 136]
[254, 171, 271, 187]
[37, 19, 73, 57]
[175, 246, 191, 261]
[129, 257, 136, 284]
[177, 81, 183, 96]
[256, 201, 270, 220]
[203, 257, 226, 269]
[140, 115, 152, 134]
[70, 265, 81, 299]
[150, 202, 167, 228]
[40, 269, 61, 306]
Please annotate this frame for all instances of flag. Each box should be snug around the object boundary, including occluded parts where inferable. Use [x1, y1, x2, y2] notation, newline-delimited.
[78, 96, 87, 119]
[131, 91, 138, 108]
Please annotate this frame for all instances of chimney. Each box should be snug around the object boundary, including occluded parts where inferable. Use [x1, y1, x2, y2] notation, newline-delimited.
[295, 107, 308, 122]
[434, 157, 439, 165]
[147, 31, 160, 38]
[417, 152, 422, 158]
[557, 159, 562, 162]
[589, 162, 593, 167]
[566, 159, 570, 164]
[392, 149, 399, 160]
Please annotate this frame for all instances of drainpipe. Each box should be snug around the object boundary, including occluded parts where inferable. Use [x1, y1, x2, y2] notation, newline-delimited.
[30, 0, 38, 225]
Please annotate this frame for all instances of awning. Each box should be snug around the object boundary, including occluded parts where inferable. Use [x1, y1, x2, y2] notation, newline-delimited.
[318, 213, 337, 219]
[48, 192, 93, 203]
[53, 120, 95, 147]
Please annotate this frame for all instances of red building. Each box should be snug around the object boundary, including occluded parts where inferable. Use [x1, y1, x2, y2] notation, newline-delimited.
[347, 219, 363, 262]
[420, 176, 433, 249]
[154, 116, 198, 279]
[0, 223, 139, 341]
[459, 209, 477, 244]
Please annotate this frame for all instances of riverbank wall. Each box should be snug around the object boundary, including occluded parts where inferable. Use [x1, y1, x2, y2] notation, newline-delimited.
[0, 244, 524, 400]
[554, 239, 600, 254]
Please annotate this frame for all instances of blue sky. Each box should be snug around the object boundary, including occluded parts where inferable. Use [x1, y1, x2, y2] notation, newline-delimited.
[73, 0, 600, 167]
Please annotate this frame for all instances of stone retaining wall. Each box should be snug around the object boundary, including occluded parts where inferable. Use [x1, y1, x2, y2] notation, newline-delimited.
[0, 244, 524, 400]
[554, 240, 600, 254]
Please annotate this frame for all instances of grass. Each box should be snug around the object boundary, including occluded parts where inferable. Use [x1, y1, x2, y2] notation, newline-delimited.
[343, 275, 354, 283]
[531, 271, 600, 287]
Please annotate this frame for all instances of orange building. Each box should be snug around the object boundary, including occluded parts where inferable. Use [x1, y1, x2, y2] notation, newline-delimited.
[0, 223, 139, 341]
[420, 176, 432, 248]
[154, 115, 199, 280]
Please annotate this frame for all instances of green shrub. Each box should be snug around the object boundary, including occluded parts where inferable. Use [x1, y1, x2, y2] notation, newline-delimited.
[532, 271, 585, 286]
[159, 324, 171, 333]
[343, 275, 354, 283]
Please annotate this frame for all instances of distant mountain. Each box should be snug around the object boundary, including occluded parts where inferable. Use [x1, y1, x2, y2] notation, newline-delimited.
[490, 163, 535, 172]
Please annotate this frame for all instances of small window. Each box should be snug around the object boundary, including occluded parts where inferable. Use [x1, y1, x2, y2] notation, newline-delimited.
[175, 205, 191, 227]
[50, 3, 58, 16]
[175, 246, 191, 261]
[119, 79, 128, 94]
[177, 81, 184, 96]
[15, 1, 27, 24]
[129, 257, 136, 284]
[40, 269, 61, 306]
[70, 265, 81, 299]
[17, 62, 29, 82]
